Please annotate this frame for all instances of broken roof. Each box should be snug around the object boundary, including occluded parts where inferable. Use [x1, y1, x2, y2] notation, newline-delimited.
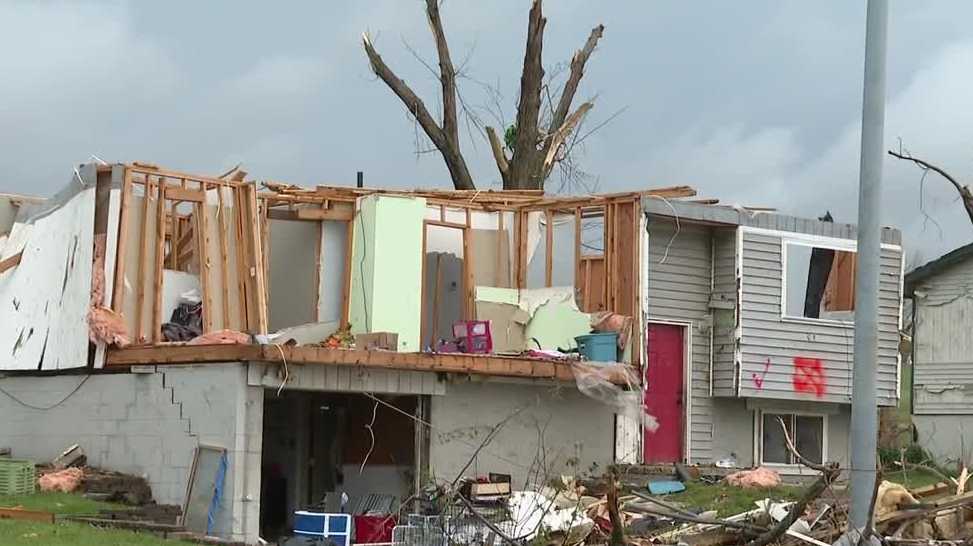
[904, 241, 973, 296]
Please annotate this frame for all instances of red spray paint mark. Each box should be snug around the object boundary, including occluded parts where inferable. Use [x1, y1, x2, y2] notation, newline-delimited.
[792, 357, 827, 397]
[751, 358, 771, 389]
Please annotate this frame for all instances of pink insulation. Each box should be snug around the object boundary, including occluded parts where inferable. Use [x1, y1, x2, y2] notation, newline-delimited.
[88, 306, 130, 347]
[38, 467, 84, 493]
[724, 467, 782, 488]
[188, 329, 251, 345]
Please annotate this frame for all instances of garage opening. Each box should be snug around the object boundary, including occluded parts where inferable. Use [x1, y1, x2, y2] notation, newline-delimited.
[259, 390, 421, 541]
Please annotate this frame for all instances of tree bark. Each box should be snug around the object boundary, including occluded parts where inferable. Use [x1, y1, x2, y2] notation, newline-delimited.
[361, 8, 475, 190]
[507, 0, 547, 189]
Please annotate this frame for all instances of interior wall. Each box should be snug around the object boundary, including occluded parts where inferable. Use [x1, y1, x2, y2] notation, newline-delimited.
[317, 220, 348, 323]
[268, 219, 319, 331]
[422, 251, 463, 347]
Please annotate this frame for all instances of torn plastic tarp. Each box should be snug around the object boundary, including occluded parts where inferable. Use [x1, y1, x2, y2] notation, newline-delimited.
[570, 362, 658, 430]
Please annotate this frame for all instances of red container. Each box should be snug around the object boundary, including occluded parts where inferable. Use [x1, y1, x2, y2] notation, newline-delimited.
[452, 320, 493, 354]
[354, 514, 397, 544]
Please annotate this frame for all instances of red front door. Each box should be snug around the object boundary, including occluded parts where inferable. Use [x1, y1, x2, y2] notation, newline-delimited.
[643, 323, 685, 463]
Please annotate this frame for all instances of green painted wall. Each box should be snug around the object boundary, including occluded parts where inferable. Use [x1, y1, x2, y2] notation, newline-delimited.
[349, 194, 426, 351]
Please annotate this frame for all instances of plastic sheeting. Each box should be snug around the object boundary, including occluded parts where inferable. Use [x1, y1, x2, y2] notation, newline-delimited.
[570, 362, 657, 431]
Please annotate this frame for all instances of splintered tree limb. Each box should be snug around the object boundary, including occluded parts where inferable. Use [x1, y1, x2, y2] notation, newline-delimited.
[542, 101, 592, 179]
[362, 33, 475, 190]
[425, 0, 459, 148]
[508, 0, 547, 188]
[550, 24, 604, 132]
[606, 472, 625, 546]
[745, 419, 841, 546]
[888, 149, 973, 225]
[485, 126, 510, 180]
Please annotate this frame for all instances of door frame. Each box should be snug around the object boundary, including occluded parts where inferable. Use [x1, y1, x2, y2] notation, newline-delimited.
[645, 318, 693, 463]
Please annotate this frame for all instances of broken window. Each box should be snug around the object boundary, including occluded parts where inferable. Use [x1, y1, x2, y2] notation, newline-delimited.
[761, 412, 824, 465]
[783, 242, 856, 321]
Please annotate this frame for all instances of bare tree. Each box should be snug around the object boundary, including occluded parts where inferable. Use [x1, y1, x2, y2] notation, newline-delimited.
[363, 0, 604, 190]
[889, 149, 973, 226]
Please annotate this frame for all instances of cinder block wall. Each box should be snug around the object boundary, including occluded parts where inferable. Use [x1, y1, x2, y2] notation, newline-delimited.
[0, 363, 261, 542]
[429, 378, 616, 487]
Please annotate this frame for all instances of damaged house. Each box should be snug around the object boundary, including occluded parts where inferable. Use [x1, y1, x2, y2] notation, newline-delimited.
[904, 243, 973, 464]
[0, 162, 904, 543]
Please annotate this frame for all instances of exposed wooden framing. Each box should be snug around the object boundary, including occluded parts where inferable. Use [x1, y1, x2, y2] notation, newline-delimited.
[425, 219, 467, 230]
[266, 206, 353, 222]
[260, 197, 269, 286]
[247, 184, 269, 333]
[128, 165, 241, 189]
[110, 168, 133, 312]
[233, 189, 250, 330]
[340, 214, 354, 328]
[216, 186, 231, 327]
[151, 179, 168, 343]
[463, 207, 474, 319]
[430, 253, 442, 346]
[0, 251, 22, 274]
[574, 206, 582, 288]
[134, 177, 153, 341]
[515, 210, 528, 288]
[169, 200, 179, 269]
[495, 211, 504, 286]
[419, 220, 429, 345]
[544, 209, 554, 287]
[197, 191, 213, 332]
[439, 204, 445, 222]
[106, 344, 596, 383]
[164, 186, 205, 203]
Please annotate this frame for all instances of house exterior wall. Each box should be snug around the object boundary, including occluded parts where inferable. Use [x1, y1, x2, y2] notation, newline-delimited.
[428, 378, 615, 488]
[911, 257, 973, 416]
[711, 228, 738, 397]
[646, 218, 714, 463]
[0, 364, 261, 542]
[736, 228, 902, 405]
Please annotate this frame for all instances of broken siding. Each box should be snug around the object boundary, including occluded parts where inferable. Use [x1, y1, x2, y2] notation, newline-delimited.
[647, 220, 713, 463]
[0, 179, 95, 370]
[711, 228, 737, 397]
[912, 258, 973, 414]
[737, 229, 901, 405]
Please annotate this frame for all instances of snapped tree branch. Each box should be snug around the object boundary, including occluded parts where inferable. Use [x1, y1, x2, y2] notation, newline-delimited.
[888, 149, 973, 226]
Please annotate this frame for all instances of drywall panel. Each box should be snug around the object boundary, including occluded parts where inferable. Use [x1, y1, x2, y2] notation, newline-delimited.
[267, 219, 318, 331]
[0, 182, 95, 370]
[350, 195, 425, 351]
[317, 220, 348, 323]
[470, 228, 511, 288]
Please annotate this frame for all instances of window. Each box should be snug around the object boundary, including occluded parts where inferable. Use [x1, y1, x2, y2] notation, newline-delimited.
[783, 242, 856, 321]
[761, 412, 825, 465]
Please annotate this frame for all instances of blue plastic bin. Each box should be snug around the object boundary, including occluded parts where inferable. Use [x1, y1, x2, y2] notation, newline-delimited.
[293, 511, 350, 546]
[575, 332, 618, 362]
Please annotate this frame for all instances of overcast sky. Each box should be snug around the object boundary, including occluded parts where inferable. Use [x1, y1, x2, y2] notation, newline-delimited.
[2, 2, 972, 262]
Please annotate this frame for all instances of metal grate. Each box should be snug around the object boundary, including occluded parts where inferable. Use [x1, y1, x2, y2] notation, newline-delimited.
[0, 459, 35, 496]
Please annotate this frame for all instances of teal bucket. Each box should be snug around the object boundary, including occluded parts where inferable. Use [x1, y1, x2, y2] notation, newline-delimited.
[575, 332, 619, 362]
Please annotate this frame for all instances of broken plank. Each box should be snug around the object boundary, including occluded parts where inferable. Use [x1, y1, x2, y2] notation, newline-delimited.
[0, 251, 22, 274]
[164, 186, 205, 203]
[0, 507, 55, 524]
[266, 205, 353, 222]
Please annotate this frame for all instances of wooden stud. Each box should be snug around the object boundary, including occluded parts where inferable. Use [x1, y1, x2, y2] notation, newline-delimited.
[134, 176, 153, 341]
[341, 215, 354, 328]
[545, 209, 554, 287]
[216, 186, 231, 329]
[495, 211, 504, 287]
[431, 253, 442, 346]
[419, 222, 428, 346]
[574, 207, 582, 289]
[313, 211, 323, 322]
[464, 207, 474, 318]
[197, 186, 213, 333]
[152, 178, 167, 343]
[111, 168, 134, 312]
[163, 186, 205, 203]
[232, 189, 252, 329]
[424, 219, 467, 230]
[0, 251, 22, 274]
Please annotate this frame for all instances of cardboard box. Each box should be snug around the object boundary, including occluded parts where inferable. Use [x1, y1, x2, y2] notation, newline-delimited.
[355, 332, 398, 351]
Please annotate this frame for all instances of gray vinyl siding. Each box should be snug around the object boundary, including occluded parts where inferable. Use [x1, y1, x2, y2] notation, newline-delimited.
[646, 219, 713, 463]
[737, 229, 901, 405]
[711, 228, 738, 397]
[912, 258, 973, 414]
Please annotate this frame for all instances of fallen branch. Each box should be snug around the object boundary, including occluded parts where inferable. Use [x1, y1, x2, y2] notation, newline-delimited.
[745, 419, 841, 546]
[629, 491, 768, 534]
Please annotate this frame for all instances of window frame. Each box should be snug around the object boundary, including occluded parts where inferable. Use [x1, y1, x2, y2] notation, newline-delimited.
[780, 238, 857, 326]
[757, 409, 828, 468]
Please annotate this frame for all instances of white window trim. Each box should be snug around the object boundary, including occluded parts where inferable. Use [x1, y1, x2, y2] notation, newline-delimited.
[756, 409, 829, 468]
[780, 239, 856, 326]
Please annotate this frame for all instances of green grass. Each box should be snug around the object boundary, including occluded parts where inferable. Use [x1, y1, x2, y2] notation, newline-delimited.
[0, 492, 124, 516]
[660, 481, 804, 517]
[0, 520, 177, 546]
[883, 468, 949, 490]
[0, 492, 174, 546]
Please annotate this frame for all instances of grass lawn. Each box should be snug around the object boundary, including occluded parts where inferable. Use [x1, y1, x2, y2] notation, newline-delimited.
[883, 467, 950, 490]
[0, 492, 174, 546]
[660, 481, 804, 517]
